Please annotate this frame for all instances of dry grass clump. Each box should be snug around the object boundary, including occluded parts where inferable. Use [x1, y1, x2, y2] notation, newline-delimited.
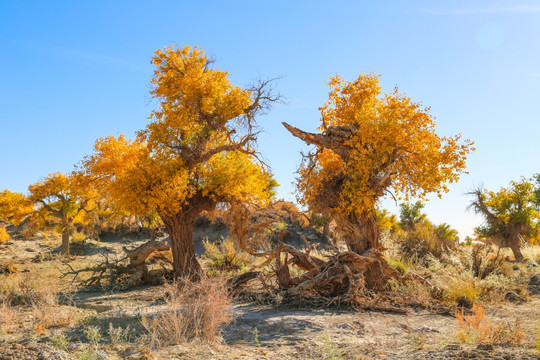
[522, 244, 540, 265]
[141, 277, 233, 349]
[443, 274, 481, 308]
[33, 305, 78, 331]
[0, 269, 60, 306]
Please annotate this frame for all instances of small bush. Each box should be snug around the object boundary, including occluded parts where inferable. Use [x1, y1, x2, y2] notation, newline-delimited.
[19, 220, 41, 239]
[35, 305, 77, 329]
[491, 320, 525, 346]
[141, 277, 233, 348]
[72, 231, 86, 242]
[50, 332, 69, 350]
[203, 237, 251, 273]
[397, 222, 455, 264]
[84, 325, 103, 345]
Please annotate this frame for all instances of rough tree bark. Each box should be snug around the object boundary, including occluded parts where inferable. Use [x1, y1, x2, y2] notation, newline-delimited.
[332, 210, 380, 253]
[163, 213, 201, 280]
[160, 194, 216, 279]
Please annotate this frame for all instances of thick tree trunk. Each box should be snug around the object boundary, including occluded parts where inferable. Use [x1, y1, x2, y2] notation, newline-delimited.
[163, 213, 202, 280]
[508, 236, 525, 262]
[60, 225, 71, 256]
[333, 210, 380, 254]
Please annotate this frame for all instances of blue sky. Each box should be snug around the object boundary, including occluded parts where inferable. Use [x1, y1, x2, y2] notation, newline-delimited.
[1, 1, 539, 238]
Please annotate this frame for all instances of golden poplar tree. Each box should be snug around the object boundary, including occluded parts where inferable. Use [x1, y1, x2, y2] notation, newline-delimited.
[84, 45, 278, 278]
[28, 172, 95, 255]
[284, 73, 473, 254]
[469, 177, 539, 262]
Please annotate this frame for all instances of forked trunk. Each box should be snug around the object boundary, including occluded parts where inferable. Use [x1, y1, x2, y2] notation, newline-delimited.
[164, 213, 202, 280]
[333, 210, 380, 254]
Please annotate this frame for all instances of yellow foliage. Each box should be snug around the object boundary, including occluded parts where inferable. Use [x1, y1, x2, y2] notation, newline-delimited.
[84, 45, 274, 219]
[297, 73, 474, 216]
[0, 227, 9, 243]
[0, 190, 33, 225]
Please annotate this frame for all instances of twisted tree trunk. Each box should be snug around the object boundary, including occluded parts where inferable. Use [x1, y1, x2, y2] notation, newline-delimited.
[333, 210, 380, 254]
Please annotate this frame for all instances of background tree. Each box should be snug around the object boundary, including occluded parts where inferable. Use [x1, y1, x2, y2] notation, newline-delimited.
[84, 45, 278, 279]
[0, 190, 33, 226]
[398, 202, 427, 231]
[468, 177, 539, 262]
[284, 73, 473, 255]
[28, 172, 95, 256]
[0, 190, 34, 242]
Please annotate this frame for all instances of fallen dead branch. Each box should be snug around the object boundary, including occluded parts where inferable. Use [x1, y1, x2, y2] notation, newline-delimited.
[59, 238, 173, 289]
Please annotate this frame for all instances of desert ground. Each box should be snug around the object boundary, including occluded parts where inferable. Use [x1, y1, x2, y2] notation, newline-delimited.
[1, 222, 539, 360]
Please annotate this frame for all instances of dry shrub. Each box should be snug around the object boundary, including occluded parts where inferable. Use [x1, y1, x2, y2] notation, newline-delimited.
[141, 277, 233, 348]
[397, 223, 455, 265]
[34, 305, 77, 330]
[270, 200, 309, 228]
[0, 260, 19, 275]
[0, 271, 60, 306]
[455, 304, 492, 343]
[468, 244, 507, 279]
[455, 304, 525, 346]
[491, 320, 525, 346]
[522, 244, 540, 265]
[19, 220, 41, 239]
[0, 301, 19, 334]
[203, 237, 252, 273]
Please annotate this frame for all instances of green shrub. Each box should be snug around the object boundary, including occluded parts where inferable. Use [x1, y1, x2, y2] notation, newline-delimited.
[203, 237, 251, 273]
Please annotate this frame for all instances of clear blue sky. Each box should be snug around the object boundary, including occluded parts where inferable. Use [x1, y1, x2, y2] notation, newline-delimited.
[1, 1, 539, 239]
